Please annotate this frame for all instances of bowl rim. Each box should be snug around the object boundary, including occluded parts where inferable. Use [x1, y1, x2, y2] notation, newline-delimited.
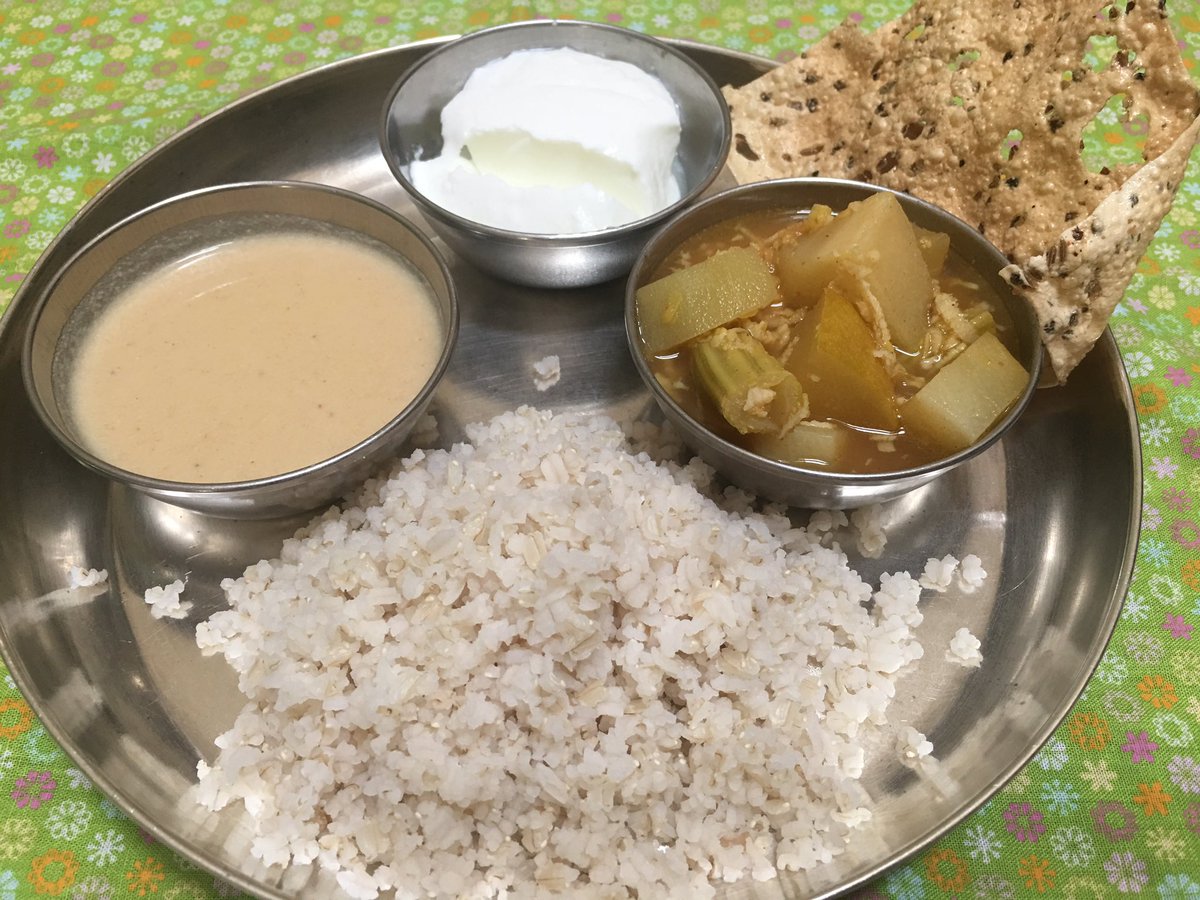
[21, 178, 460, 496]
[377, 18, 732, 244]
[624, 175, 1045, 487]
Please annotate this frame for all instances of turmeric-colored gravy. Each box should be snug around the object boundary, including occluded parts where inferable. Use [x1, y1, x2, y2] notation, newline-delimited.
[71, 231, 442, 483]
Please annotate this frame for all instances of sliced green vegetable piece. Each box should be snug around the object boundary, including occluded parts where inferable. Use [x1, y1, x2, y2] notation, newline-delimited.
[786, 284, 899, 431]
[772, 192, 933, 351]
[750, 420, 848, 467]
[902, 331, 1029, 453]
[636, 247, 780, 354]
[691, 327, 807, 435]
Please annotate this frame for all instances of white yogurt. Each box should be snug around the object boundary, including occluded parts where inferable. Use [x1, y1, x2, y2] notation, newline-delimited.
[408, 47, 682, 234]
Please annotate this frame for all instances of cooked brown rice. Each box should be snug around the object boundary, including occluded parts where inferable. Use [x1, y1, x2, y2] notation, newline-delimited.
[194, 407, 944, 898]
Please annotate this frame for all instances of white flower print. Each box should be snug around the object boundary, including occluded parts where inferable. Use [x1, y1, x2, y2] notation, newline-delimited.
[1177, 273, 1200, 296]
[69, 874, 113, 899]
[46, 799, 92, 841]
[963, 822, 1003, 863]
[1094, 653, 1130, 685]
[46, 186, 76, 205]
[1039, 778, 1081, 814]
[0, 159, 28, 182]
[1146, 825, 1189, 863]
[1049, 824, 1095, 867]
[1157, 873, 1200, 899]
[121, 136, 151, 161]
[1123, 595, 1152, 624]
[1111, 321, 1143, 346]
[1140, 419, 1171, 448]
[970, 874, 1015, 899]
[84, 828, 126, 866]
[1125, 631, 1165, 665]
[1147, 284, 1175, 309]
[1034, 737, 1069, 771]
[1123, 350, 1154, 377]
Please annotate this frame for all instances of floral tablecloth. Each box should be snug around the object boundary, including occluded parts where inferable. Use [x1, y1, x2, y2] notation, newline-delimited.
[1, 1, 1199, 898]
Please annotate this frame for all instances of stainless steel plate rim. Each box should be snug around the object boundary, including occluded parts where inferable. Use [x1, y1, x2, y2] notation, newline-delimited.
[0, 34, 1142, 900]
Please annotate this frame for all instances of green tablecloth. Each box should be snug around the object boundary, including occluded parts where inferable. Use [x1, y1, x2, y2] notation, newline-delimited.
[1, 1, 1199, 897]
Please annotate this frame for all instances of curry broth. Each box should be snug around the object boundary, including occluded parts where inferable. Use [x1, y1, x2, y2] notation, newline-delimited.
[643, 207, 1019, 474]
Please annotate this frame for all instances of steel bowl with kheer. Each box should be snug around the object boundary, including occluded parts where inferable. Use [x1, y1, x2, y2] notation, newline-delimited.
[379, 20, 731, 289]
[22, 180, 459, 519]
[626, 177, 1042, 509]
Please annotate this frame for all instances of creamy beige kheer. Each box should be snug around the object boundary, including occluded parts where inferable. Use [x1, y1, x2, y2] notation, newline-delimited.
[71, 231, 442, 483]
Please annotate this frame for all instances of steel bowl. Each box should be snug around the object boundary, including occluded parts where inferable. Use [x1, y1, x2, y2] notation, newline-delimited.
[625, 177, 1044, 509]
[379, 20, 731, 289]
[22, 180, 459, 519]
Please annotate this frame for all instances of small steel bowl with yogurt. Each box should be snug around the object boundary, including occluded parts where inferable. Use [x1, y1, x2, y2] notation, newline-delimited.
[23, 180, 459, 520]
[625, 177, 1043, 509]
[379, 20, 731, 289]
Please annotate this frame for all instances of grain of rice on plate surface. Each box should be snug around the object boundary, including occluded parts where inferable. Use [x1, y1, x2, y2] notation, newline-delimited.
[194, 407, 964, 899]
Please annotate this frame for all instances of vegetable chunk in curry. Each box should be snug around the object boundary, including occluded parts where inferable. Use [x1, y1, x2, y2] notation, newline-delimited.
[635, 192, 1030, 474]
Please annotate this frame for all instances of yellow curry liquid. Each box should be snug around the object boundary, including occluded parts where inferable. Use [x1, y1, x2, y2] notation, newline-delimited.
[71, 231, 442, 483]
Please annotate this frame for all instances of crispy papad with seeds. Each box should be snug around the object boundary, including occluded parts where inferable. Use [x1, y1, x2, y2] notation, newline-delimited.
[722, 0, 1200, 382]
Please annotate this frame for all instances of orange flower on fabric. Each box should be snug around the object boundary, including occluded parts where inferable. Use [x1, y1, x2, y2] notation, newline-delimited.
[1068, 711, 1111, 750]
[1183, 558, 1200, 591]
[124, 858, 165, 897]
[1138, 674, 1179, 709]
[1019, 855, 1056, 892]
[0, 698, 34, 739]
[925, 846, 970, 891]
[1133, 781, 1172, 816]
[1133, 382, 1168, 414]
[27, 849, 78, 896]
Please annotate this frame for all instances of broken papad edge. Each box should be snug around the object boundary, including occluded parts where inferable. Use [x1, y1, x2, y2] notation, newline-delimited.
[1000, 113, 1200, 384]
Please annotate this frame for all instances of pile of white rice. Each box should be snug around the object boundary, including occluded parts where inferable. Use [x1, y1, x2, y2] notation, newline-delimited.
[194, 407, 935, 899]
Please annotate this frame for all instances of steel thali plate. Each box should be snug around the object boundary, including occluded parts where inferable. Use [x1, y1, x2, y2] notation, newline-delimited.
[0, 38, 1140, 899]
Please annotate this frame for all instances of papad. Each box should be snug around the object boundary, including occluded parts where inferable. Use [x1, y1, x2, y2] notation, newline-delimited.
[723, 0, 1200, 382]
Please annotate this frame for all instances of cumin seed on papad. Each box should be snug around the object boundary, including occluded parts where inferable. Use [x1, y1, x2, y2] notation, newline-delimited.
[723, 0, 1200, 382]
